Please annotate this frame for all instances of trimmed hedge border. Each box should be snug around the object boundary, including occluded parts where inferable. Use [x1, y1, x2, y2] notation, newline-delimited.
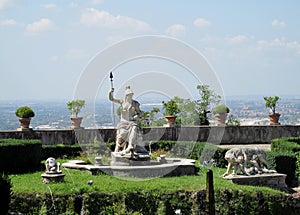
[0, 139, 42, 174]
[266, 151, 298, 187]
[271, 137, 300, 153]
[41, 144, 82, 160]
[0, 174, 11, 215]
[10, 190, 300, 215]
[270, 137, 300, 186]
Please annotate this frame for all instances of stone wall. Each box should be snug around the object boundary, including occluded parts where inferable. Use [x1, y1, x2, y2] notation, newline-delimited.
[0, 125, 299, 145]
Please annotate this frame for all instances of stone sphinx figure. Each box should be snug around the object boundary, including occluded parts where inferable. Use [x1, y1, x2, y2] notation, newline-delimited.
[223, 147, 275, 177]
[109, 86, 148, 160]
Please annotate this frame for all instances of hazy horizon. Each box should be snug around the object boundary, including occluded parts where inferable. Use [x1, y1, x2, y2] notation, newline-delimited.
[1, 1, 300, 100]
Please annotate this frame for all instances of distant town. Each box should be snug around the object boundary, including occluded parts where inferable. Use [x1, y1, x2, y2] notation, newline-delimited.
[1, 96, 300, 130]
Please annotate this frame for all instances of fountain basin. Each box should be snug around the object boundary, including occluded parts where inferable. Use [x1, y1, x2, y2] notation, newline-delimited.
[62, 158, 196, 178]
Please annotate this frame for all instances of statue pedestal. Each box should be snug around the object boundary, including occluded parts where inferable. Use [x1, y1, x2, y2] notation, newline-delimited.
[223, 173, 287, 189]
[110, 153, 132, 166]
[41, 173, 65, 184]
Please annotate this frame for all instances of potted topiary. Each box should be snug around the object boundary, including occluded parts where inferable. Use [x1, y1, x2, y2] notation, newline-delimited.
[15, 106, 35, 130]
[162, 98, 180, 127]
[212, 104, 230, 125]
[67, 99, 85, 129]
[264, 96, 280, 125]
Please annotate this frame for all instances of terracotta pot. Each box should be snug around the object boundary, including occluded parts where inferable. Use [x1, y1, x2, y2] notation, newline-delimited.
[19, 117, 31, 129]
[70, 117, 83, 129]
[215, 113, 228, 125]
[268, 113, 280, 125]
[164, 116, 177, 127]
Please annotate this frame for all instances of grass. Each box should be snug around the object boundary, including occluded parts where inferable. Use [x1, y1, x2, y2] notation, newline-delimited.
[10, 159, 283, 196]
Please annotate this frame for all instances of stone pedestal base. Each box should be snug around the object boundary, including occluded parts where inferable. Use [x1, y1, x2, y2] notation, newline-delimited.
[41, 173, 65, 184]
[223, 173, 287, 189]
[110, 153, 131, 166]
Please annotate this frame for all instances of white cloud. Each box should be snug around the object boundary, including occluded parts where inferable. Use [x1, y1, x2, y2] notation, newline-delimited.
[165, 24, 186, 38]
[41, 3, 57, 9]
[0, 19, 17, 26]
[0, 0, 13, 9]
[271, 19, 287, 28]
[25, 18, 56, 36]
[193, 18, 211, 27]
[227, 35, 249, 44]
[80, 8, 152, 32]
[256, 38, 300, 55]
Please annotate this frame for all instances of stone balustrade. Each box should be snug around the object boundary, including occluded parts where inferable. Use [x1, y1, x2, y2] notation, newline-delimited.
[0, 125, 299, 145]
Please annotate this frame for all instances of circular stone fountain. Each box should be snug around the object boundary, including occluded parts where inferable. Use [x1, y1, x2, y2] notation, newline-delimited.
[62, 156, 196, 178]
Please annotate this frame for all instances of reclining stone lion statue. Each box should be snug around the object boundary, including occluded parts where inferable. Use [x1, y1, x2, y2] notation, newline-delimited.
[223, 147, 275, 177]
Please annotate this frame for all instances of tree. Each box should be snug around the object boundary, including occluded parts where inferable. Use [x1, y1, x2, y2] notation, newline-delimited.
[194, 85, 221, 125]
[67, 100, 85, 117]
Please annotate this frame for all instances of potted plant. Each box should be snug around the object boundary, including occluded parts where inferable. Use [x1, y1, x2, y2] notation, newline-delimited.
[162, 98, 180, 127]
[212, 104, 230, 125]
[264, 96, 280, 125]
[15, 106, 35, 130]
[67, 99, 85, 129]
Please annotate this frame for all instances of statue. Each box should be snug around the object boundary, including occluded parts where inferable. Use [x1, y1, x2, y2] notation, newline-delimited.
[223, 147, 275, 177]
[45, 157, 62, 174]
[42, 157, 65, 183]
[109, 86, 146, 158]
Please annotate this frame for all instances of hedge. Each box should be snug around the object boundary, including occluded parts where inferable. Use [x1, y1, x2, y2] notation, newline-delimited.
[41, 144, 82, 160]
[0, 174, 11, 215]
[9, 190, 300, 215]
[0, 139, 42, 174]
[271, 137, 300, 153]
[270, 137, 300, 186]
[266, 151, 298, 187]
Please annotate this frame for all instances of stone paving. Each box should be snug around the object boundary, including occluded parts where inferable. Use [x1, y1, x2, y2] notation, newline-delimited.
[218, 144, 271, 151]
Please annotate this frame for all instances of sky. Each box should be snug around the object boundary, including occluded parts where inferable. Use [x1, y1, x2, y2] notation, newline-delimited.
[1, 0, 300, 101]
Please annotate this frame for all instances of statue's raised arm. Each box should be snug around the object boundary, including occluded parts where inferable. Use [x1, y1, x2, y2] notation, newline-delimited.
[108, 88, 122, 104]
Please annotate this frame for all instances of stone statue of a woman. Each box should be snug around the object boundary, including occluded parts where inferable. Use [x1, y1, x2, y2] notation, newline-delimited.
[109, 86, 142, 156]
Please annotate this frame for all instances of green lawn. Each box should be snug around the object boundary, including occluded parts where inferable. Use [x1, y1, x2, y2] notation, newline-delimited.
[10, 161, 283, 196]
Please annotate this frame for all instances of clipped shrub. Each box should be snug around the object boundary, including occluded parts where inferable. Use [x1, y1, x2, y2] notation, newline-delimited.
[270, 137, 300, 186]
[215, 189, 298, 215]
[271, 137, 300, 153]
[41, 144, 82, 160]
[0, 174, 11, 215]
[212, 104, 230, 114]
[266, 151, 297, 187]
[125, 191, 160, 214]
[0, 139, 42, 174]
[10, 189, 300, 215]
[15, 106, 35, 118]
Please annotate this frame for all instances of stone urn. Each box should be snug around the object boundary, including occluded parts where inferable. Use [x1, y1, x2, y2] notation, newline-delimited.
[70, 117, 83, 129]
[18, 117, 32, 129]
[215, 113, 228, 125]
[164, 116, 177, 127]
[269, 113, 280, 125]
